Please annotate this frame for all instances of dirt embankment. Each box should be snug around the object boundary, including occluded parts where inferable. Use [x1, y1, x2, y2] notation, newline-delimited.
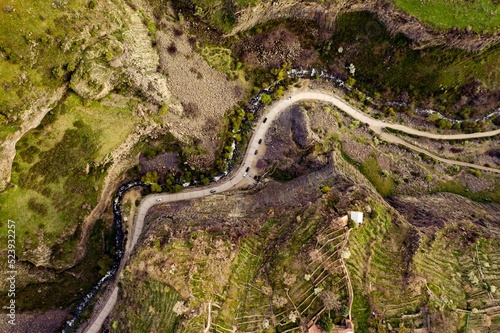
[230, 0, 499, 51]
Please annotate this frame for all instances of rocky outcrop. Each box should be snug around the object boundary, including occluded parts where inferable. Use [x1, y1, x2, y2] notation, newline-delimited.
[70, 37, 124, 100]
[121, 3, 178, 107]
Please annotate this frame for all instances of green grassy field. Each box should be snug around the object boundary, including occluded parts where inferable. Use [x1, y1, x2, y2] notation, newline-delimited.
[0, 93, 136, 266]
[392, 0, 500, 33]
[346, 202, 421, 331]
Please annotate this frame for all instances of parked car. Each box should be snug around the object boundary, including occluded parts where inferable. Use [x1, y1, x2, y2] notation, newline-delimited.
[286, 96, 291, 100]
[210, 189, 217, 193]
[263, 118, 267, 123]
[245, 167, 250, 172]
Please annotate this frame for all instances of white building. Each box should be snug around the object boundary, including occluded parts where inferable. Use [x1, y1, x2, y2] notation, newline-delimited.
[349, 211, 363, 225]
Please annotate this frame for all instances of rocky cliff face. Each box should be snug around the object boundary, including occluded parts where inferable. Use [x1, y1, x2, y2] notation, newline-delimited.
[230, 0, 499, 51]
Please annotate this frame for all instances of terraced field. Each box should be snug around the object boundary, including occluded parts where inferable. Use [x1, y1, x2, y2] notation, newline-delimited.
[112, 279, 182, 332]
[211, 237, 269, 332]
[346, 203, 426, 331]
[113, 197, 352, 333]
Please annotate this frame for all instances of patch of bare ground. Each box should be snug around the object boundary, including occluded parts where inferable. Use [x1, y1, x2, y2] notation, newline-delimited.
[0, 309, 67, 333]
[388, 192, 500, 234]
[341, 139, 373, 164]
[140, 152, 180, 175]
[382, 147, 436, 194]
[156, 22, 244, 168]
[307, 101, 339, 131]
[263, 105, 329, 177]
[143, 161, 341, 241]
[234, 27, 318, 69]
[458, 172, 495, 193]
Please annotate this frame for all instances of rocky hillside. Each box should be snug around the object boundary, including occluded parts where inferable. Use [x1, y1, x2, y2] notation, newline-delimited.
[106, 103, 500, 333]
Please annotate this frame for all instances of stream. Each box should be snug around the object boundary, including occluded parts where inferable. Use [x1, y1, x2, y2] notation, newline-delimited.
[61, 181, 145, 333]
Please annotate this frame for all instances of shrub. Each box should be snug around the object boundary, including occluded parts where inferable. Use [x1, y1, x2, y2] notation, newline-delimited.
[52, 66, 65, 78]
[141, 171, 159, 184]
[321, 185, 331, 193]
[468, 169, 482, 177]
[167, 43, 177, 54]
[435, 118, 453, 129]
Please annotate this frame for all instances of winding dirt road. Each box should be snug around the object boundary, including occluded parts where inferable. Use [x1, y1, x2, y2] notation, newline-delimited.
[84, 89, 499, 333]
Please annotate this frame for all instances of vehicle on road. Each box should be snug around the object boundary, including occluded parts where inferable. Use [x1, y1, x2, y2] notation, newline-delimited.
[263, 118, 267, 123]
[243, 172, 247, 177]
[245, 167, 250, 172]
[258, 139, 262, 144]
[210, 189, 217, 193]
[254, 150, 258, 155]
[156, 198, 162, 202]
[286, 96, 291, 100]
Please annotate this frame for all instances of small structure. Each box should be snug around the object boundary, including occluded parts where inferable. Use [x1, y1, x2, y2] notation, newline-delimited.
[349, 211, 363, 227]
[333, 320, 354, 333]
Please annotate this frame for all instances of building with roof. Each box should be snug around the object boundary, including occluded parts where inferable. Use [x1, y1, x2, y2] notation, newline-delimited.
[349, 211, 363, 226]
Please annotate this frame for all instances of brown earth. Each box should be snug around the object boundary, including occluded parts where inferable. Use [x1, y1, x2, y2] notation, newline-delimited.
[234, 27, 318, 69]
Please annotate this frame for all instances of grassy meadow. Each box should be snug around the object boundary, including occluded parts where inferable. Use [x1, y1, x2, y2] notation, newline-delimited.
[0, 93, 137, 266]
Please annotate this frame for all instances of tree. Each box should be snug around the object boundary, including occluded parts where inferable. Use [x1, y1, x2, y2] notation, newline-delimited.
[435, 118, 452, 129]
[318, 315, 334, 333]
[274, 86, 285, 98]
[345, 77, 356, 87]
[172, 184, 183, 193]
[142, 171, 159, 184]
[261, 93, 272, 104]
[151, 183, 162, 192]
[97, 255, 113, 275]
[319, 290, 341, 311]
